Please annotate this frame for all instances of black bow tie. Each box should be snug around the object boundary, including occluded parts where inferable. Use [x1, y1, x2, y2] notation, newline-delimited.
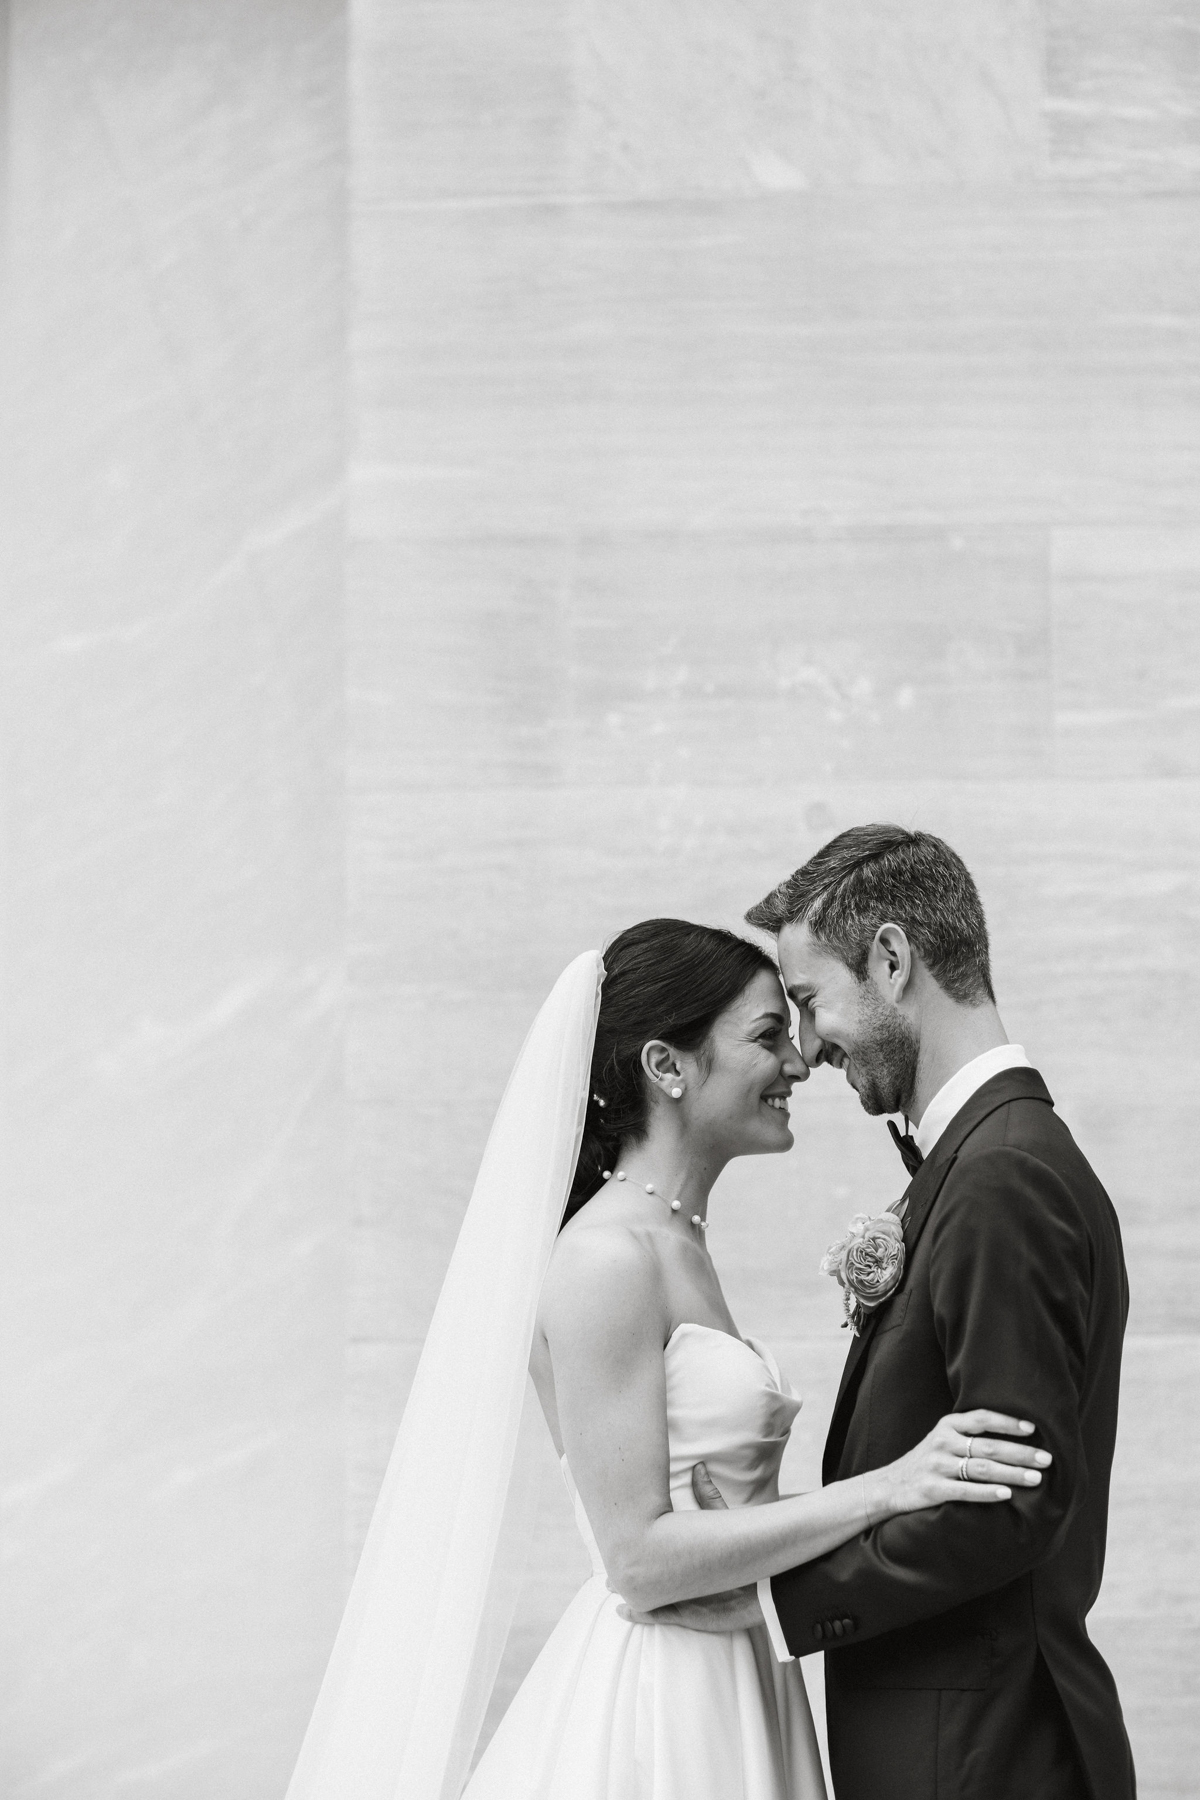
[888, 1119, 925, 1176]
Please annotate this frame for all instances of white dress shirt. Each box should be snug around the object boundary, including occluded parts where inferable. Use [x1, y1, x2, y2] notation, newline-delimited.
[756, 1042, 1033, 1662]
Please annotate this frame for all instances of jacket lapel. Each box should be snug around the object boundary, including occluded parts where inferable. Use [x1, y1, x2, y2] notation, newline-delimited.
[821, 1150, 947, 1479]
[899, 1066, 1053, 1262]
[821, 1067, 1054, 1482]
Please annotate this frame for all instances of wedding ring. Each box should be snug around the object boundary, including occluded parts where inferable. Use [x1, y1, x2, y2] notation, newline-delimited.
[958, 1458, 971, 1482]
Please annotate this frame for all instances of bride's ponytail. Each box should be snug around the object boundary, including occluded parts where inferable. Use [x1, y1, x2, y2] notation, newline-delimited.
[561, 918, 774, 1226]
[563, 1107, 617, 1225]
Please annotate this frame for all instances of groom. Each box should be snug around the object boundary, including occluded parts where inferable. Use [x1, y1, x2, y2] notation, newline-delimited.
[640, 825, 1135, 1800]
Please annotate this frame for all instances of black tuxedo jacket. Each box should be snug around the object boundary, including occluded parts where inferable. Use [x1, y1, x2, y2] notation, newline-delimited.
[770, 1069, 1135, 1800]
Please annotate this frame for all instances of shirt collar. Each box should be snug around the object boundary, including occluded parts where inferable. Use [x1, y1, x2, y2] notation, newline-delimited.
[910, 1044, 1032, 1159]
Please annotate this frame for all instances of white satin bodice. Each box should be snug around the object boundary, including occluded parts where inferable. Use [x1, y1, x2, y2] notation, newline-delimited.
[563, 1322, 802, 1581]
[468, 1322, 825, 1799]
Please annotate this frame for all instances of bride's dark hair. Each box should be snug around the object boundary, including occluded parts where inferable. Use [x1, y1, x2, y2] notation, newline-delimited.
[563, 918, 776, 1226]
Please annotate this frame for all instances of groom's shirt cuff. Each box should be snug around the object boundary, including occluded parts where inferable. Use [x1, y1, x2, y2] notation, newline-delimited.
[757, 1578, 795, 1663]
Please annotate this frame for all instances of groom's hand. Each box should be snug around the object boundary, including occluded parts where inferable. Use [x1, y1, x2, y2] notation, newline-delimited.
[616, 1462, 766, 1633]
[690, 1461, 729, 1512]
[618, 1586, 765, 1633]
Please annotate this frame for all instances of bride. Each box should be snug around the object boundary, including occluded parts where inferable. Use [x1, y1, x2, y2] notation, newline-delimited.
[286, 920, 1045, 1800]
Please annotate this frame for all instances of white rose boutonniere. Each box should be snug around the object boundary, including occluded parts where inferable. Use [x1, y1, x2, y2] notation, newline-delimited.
[821, 1205, 906, 1335]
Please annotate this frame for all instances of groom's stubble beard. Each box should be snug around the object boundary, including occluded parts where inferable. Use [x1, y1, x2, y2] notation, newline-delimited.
[846, 981, 921, 1119]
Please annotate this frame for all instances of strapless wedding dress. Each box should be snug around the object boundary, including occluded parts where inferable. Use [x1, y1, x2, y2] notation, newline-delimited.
[463, 1323, 826, 1800]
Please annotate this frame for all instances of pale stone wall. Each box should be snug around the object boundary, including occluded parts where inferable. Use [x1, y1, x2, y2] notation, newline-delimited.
[2, 4, 347, 1796]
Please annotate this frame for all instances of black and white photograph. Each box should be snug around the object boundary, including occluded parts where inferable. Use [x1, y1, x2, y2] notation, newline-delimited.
[4, 5, 1198, 1799]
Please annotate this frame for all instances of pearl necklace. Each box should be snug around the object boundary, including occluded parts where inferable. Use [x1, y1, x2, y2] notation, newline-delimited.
[601, 1167, 708, 1233]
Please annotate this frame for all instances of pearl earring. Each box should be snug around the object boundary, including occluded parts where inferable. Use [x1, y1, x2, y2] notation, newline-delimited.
[670, 1087, 683, 1099]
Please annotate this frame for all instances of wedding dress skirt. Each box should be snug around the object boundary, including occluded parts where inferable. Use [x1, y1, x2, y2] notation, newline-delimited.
[463, 1323, 826, 1800]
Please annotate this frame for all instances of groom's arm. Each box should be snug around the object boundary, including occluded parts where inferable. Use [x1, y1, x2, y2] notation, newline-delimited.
[768, 1146, 1091, 1658]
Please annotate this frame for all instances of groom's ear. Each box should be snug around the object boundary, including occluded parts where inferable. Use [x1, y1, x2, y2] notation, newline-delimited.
[869, 923, 913, 1003]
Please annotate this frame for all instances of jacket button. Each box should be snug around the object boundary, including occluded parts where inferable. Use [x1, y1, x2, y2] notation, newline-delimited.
[831, 1619, 845, 1638]
[841, 1617, 855, 1633]
[812, 1623, 824, 1642]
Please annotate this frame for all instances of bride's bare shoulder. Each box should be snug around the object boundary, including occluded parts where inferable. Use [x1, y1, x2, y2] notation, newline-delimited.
[539, 1210, 666, 1348]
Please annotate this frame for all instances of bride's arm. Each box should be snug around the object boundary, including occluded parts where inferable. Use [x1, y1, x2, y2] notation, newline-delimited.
[542, 1230, 1043, 1615]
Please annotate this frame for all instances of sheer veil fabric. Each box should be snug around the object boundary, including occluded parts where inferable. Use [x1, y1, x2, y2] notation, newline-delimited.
[286, 951, 604, 1800]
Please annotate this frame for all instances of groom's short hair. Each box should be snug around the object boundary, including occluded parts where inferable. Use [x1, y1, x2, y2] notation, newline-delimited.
[745, 824, 995, 1005]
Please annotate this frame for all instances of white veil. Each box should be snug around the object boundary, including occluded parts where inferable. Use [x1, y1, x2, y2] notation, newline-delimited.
[286, 950, 603, 1800]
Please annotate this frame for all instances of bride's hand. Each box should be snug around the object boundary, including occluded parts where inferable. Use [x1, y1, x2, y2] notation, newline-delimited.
[866, 1408, 1052, 1519]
